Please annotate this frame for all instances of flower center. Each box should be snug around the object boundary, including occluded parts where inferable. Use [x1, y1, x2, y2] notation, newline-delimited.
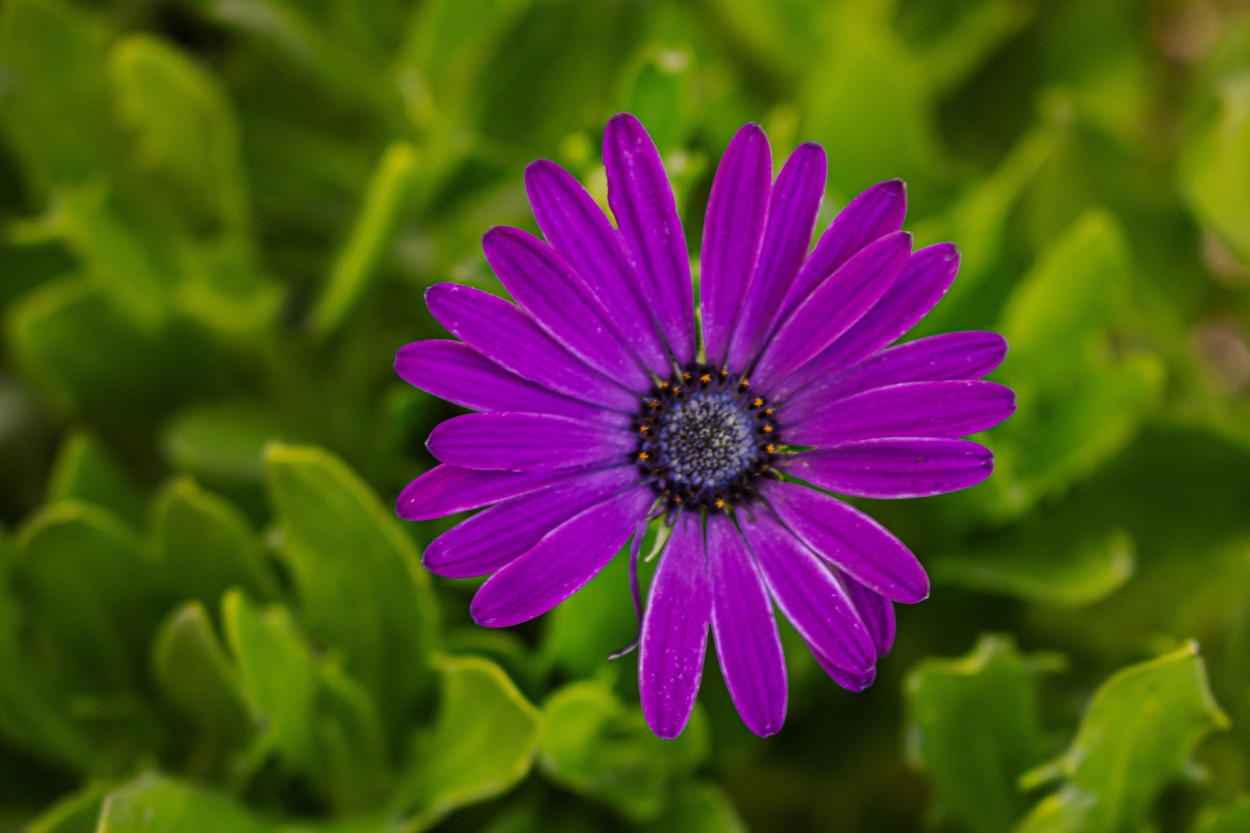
[635, 365, 780, 512]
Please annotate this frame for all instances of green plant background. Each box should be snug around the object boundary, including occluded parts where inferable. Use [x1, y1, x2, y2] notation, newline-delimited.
[1, 0, 1249, 830]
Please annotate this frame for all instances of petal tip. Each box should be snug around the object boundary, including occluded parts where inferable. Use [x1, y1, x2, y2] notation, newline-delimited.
[524, 159, 565, 194]
[748, 719, 784, 738]
[646, 716, 689, 740]
[606, 112, 646, 142]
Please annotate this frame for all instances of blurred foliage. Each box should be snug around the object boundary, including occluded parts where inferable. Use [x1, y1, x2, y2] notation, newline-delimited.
[0, 0, 1248, 830]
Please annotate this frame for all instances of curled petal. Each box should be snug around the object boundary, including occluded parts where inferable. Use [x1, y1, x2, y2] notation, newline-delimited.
[845, 578, 895, 657]
[814, 653, 877, 692]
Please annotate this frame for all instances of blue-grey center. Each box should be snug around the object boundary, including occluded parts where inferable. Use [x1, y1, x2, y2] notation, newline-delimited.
[635, 365, 780, 512]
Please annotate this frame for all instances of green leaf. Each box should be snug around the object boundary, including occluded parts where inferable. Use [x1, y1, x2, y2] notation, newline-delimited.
[46, 431, 146, 527]
[933, 527, 1135, 607]
[108, 34, 250, 235]
[905, 634, 1059, 833]
[1182, 77, 1250, 266]
[12, 502, 164, 695]
[979, 211, 1164, 517]
[0, 0, 118, 191]
[801, 3, 943, 197]
[1015, 642, 1228, 833]
[913, 120, 1057, 335]
[151, 602, 252, 775]
[97, 773, 277, 833]
[153, 477, 280, 606]
[311, 142, 420, 337]
[397, 0, 530, 126]
[222, 590, 390, 810]
[906, 0, 1035, 95]
[1196, 798, 1250, 833]
[0, 531, 94, 771]
[5, 279, 176, 417]
[222, 590, 319, 769]
[25, 782, 110, 833]
[393, 656, 541, 830]
[618, 46, 699, 154]
[999, 210, 1132, 396]
[312, 665, 391, 812]
[538, 540, 639, 679]
[47, 183, 179, 330]
[537, 680, 708, 822]
[638, 783, 747, 833]
[264, 444, 438, 723]
[162, 402, 290, 496]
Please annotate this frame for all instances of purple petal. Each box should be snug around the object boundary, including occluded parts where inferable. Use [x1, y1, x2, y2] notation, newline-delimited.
[707, 513, 786, 737]
[482, 227, 652, 392]
[784, 438, 994, 499]
[813, 653, 877, 692]
[427, 412, 634, 472]
[700, 124, 772, 366]
[844, 578, 895, 657]
[784, 380, 1016, 446]
[751, 232, 912, 389]
[739, 507, 875, 674]
[396, 340, 622, 424]
[782, 331, 1008, 420]
[725, 142, 827, 371]
[525, 160, 671, 375]
[469, 485, 654, 627]
[763, 481, 928, 604]
[425, 283, 638, 411]
[395, 465, 577, 521]
[423, 466, 640, 578]
[640, 512, 711, 739]
[603, 113, 696, 366]
[767, 243, 960, 401]
[777, 179, 907, 322]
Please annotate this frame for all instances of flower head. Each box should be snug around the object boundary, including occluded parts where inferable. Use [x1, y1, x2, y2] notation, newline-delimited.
[396, 114, 1015, 738]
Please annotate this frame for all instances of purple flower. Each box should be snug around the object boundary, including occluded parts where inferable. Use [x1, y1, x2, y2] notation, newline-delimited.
[395, 114, 1014, 738]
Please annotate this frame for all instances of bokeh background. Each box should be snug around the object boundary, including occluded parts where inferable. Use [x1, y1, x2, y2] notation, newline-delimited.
[2, 0, 1250, 831]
